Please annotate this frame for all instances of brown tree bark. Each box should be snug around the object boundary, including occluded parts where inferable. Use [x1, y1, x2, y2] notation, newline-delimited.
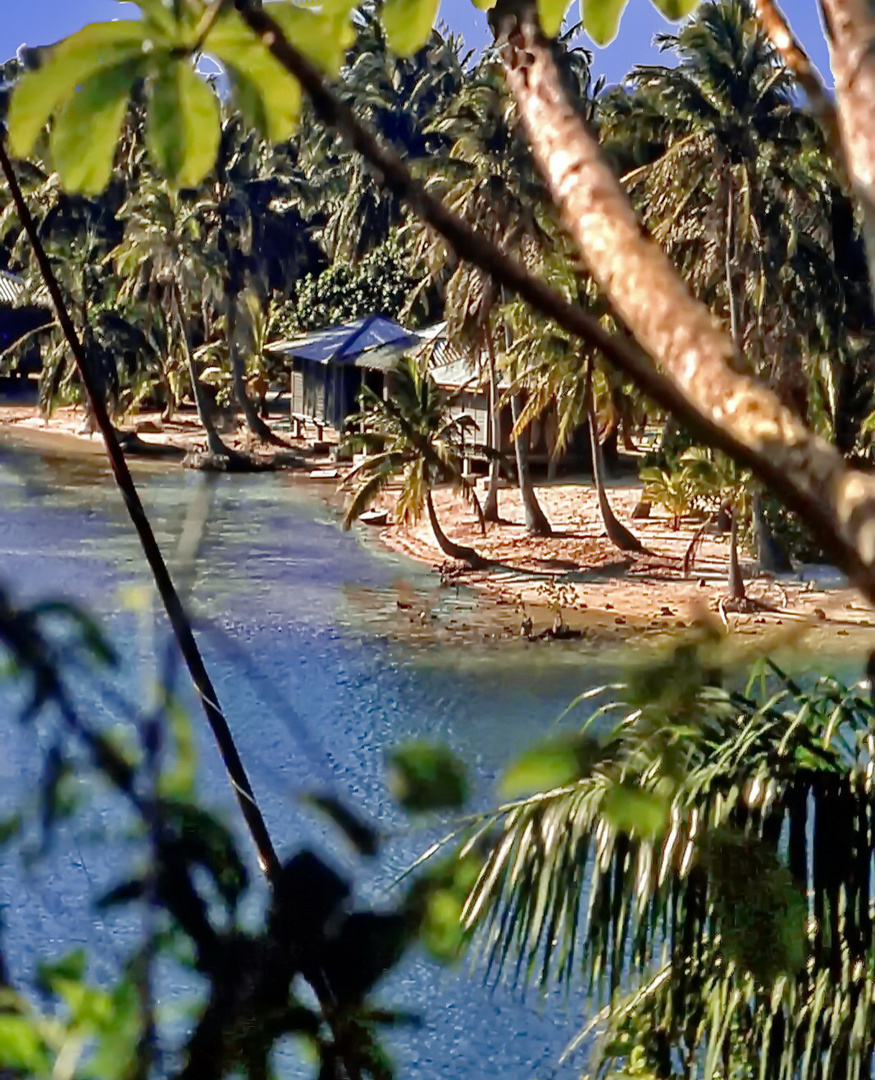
[819, 0, 875, 289]
[425, 489, 487, 568]
[492, 2, 875, 594]
[510, 392, 552, 536]
[587, 405, 646, 555]
[171, 283, 230, 460]
[483, 330, 503, 523]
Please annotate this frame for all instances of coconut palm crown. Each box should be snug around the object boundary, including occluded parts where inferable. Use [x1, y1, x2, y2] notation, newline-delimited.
[340, 357, 486, 566]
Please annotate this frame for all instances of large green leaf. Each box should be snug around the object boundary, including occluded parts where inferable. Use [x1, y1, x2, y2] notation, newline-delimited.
[0, 1015, 50, 1071]
[8, 20, 148, 158]
[539, 0, 573, 36]
[146, 58, 220, 188]
[381, 0, 441, 56]
[650, 0, 700, 17]
[501, 734, 605, 798]
[49, 60, 144, 194]
[267, 1, 356, 74]
[207, 11, 303, 141]
[580, 0, 630, 44]
[387, 743, 467, 813]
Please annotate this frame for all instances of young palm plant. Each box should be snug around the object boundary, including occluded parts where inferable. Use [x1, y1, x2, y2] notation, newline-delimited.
[453, 638, 875, 1080]
[341, 358, 488, 568]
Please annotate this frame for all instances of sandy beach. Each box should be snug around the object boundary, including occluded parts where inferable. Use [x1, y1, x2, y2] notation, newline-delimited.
[3, 403, 874, 652]
[371, 478, 875, 652]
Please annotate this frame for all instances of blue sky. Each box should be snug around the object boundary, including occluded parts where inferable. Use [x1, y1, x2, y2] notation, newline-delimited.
[0, 1, 833, 87]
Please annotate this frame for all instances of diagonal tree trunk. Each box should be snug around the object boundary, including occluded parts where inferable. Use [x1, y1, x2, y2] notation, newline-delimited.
[492, 2, 875, 579]
[511, 391, 552, 536]
[241, 2, 875, 604]
[819, 0, 875, 292]
[226, 289, 278, 445]
[171, 283, 230, 459]
[425, 489, 487, 568]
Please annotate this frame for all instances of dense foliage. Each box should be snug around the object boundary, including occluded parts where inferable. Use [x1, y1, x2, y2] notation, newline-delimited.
[3, 0, 875, 1078]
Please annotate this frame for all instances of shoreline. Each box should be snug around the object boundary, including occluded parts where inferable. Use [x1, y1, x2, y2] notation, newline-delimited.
[367, 480, 875, 656]
[3, 404, 875, 655]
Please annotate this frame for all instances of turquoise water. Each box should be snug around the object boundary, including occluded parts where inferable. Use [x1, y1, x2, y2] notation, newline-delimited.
[0, 443, 620, 1078]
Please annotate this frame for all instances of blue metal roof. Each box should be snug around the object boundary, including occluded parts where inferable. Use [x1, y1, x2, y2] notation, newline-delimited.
[269, 314, 420, 365]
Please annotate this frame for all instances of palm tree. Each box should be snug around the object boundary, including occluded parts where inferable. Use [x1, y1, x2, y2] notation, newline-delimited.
[599, 0, 845, 423]
[301, 8, 466, 261]
[111, 178, 230, 457]
[411, 62, 556, 535]
[194, 115, 325, 444]
[341, 358, 487, 568]
[504, 269, 646, 553]
[453, 642, 875, 1079]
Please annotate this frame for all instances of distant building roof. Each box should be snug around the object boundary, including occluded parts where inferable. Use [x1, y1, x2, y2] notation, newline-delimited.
[0, 270, 25, 305]
[267, 315, 508, 388]
[0, 268, 50, 308]
[267, 314, 420, 367]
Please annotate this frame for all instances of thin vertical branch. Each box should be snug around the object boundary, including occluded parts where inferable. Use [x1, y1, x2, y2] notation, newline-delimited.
[819, 0, 875, 288]
[0, 139, 280, 884]
[753, 0, 845, 169]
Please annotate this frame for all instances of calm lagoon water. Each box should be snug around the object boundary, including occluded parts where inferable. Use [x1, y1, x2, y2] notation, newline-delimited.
[0, 442, 622, 1078]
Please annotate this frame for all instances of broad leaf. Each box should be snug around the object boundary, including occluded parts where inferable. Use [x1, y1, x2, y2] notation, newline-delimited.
[650, 0, 700, 17]
[387, 743, 467, 812]
[0, 1015, 50, 1071]
[381, 0, 441, 56]
[267, 1, 356, 74]
[602, 783, 669, 837]
[501, 734, 604, 798]
[146, 58, 220, 188]
[580, 0, 630, 44]
[539, 0, 573, 36]
[8, 21, 148, 158]
[50, 61, 143, 194]
[208, 12, 303, 141]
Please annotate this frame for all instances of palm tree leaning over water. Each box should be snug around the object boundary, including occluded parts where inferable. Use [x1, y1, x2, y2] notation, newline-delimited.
[341, 358, 487, 569]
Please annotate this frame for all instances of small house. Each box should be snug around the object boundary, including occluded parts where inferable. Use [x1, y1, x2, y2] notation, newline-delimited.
[267, 314, 422, 436]
[0, 269, 52, 388]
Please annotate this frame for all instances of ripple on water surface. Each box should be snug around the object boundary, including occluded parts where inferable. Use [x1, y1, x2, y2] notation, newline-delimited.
[0, 447, 619, 1078]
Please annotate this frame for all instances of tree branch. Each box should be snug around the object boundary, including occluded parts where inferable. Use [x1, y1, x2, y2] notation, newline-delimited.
[491, 2, 875, 601]
[820, 0, 875, 288]
[0, 139, 280, 884]
[752, 0, 846, 174]
[234, 3, 875, 596]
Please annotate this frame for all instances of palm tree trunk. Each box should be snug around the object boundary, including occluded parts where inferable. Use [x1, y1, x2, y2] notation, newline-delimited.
[725, 188, 748, 601]
[725, 182, 741, 348]
[728, 513, 747, 601]
[171, 284, 229, 459]
[227, 290, 276, 444]
[510, 392, 551, 536]
[425, 489, 486, 568]
[752, 491, 792, 574]
[483, 331, 502, 522]
[588, 405, 645, 554]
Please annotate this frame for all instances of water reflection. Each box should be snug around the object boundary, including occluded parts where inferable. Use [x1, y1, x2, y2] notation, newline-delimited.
[0, 439, 617, 1078]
